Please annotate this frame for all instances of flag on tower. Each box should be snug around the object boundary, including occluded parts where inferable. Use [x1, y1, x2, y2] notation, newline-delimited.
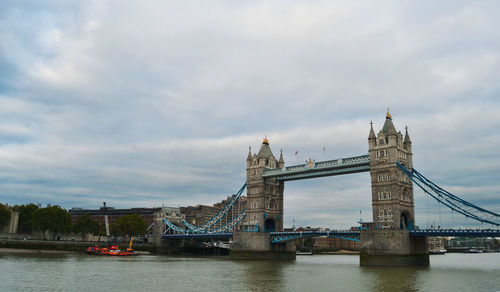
[295, 150, 298, 155]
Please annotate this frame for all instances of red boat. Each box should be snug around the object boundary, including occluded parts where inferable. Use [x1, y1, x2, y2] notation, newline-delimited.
[87, 237, 135, 256]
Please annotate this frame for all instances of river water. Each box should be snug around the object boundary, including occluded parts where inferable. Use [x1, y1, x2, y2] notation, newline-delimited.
[1, 252, 499, 291]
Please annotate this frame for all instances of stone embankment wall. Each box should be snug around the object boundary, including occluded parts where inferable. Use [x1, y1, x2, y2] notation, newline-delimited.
[0, 238, 158, 253]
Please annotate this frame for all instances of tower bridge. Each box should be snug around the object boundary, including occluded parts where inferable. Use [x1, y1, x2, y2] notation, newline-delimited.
[162, 111, 500, 266]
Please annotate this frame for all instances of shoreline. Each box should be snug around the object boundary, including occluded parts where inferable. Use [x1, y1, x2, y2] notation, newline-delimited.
[0, 247, 76, 254]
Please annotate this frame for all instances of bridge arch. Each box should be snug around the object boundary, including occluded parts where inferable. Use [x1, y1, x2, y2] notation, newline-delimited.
[400, 211, 412, 229]
[264, 218, 276, 232]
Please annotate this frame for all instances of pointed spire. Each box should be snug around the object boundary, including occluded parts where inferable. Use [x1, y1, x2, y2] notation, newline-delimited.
[247, 146, 252, 161]
[279, 149, 284, 164]
[368, 120, 376, 140]
[382, 109, 397, 136]
[258, 136, 273, 158]
[404, 125, 412, 144]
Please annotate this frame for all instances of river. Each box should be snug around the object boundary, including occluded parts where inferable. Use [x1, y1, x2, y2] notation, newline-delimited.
[1, 252, 499, 291]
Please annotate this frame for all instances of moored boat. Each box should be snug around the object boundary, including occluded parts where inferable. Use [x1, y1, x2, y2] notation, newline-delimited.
[429, 249, 447, 255]
[86, 237, 135, 256]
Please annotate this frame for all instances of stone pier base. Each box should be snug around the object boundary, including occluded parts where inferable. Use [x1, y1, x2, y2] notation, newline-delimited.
[230, 232, 296, 260]
[360, 229, 429, 266]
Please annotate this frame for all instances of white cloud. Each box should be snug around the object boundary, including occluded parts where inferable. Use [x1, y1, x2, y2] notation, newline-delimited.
[0, 0, 499, 229]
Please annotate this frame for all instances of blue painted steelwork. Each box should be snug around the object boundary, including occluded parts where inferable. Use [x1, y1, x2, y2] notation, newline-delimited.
[397, 162, 500, 226]
[161, 228, 500, 241]
[179, 209, 247, 234]
[161, 184, 248, 238]
[212, 209, 247, 233]
[163, 232, 233, 240]
[182, 183, 247, 232]
[241, 224, 259, 232]
[410, 229, 500, 237]
[146, 222, 155, 231]
[262, 155, 370, 181]
[162, 218, 187, 233]
[270, 230, 360, 243]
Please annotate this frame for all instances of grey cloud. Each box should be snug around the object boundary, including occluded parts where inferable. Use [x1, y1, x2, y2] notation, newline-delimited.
[0, 1, 499, 229]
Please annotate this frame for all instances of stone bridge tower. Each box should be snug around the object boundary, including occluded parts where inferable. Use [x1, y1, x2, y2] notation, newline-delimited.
[368, 110, 414, 229]
[244, 137, 285, 233]
[361, 110, 428, 266]
[231, 137, 294, 259]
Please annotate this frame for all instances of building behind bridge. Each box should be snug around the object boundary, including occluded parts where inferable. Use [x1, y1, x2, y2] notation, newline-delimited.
[313, 236, 360, 251]
[292, 227, 361, 252]
[446, 237, 500, 252]
[68, 205, 182, 227]
[180, 194, 247, 228]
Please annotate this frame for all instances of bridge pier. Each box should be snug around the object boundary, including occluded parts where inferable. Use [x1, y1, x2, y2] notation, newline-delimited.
[230, 231, 296, 259]
[360, 229, 429, 266]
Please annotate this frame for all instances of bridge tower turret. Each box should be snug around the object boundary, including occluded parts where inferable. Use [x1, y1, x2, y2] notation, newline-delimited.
[368, 110, 415, 229]
[244, 137, 284, 232]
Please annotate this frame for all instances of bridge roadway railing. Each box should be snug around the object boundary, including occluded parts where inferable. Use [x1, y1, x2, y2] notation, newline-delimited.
[162, 229, 500, 240]
[270, 230, 360, 243]
[262, 154, 370, 181]
[410, 229, 500, 237]
[162, 232, 233, 240]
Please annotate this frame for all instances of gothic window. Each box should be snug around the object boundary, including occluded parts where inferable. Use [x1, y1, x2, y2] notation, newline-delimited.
[378, 206, 394, 222]
[378, 173, 390, 181]
[377, 191, 392, 200]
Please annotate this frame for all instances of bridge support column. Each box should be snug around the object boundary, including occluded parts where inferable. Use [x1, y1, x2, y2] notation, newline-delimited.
[360, 229, 429, 266]
[230, 231, 296, 259]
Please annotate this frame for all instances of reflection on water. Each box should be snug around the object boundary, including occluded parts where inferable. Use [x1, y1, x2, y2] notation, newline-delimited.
[0, 252, 499, 291]
[360, 266, 428, 292]
[236, 259, 292, 291]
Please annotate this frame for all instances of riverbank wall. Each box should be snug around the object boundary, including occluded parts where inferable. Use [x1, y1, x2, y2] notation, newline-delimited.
[0, 239, 158, 253]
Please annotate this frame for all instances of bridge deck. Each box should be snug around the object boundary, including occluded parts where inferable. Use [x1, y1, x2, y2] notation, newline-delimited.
[162, 229, 500, 240]
[410, 229, 500, 237]
[262, 154, 370, 181]
[162, 232, 233, 239]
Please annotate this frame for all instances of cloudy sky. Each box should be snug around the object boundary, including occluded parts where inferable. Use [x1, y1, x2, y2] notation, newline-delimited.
[1, 1, 499, 229]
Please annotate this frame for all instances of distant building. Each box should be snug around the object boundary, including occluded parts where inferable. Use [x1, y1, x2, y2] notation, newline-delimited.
[314, 236, 360, 251]
[427, 237, 447, 252]
[180, 194, 247, 230]
[69, 206, 170, 226]
[180, 205, 217, 227]
[151, 206, 184, 236]
[446, 237, 499, 251]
